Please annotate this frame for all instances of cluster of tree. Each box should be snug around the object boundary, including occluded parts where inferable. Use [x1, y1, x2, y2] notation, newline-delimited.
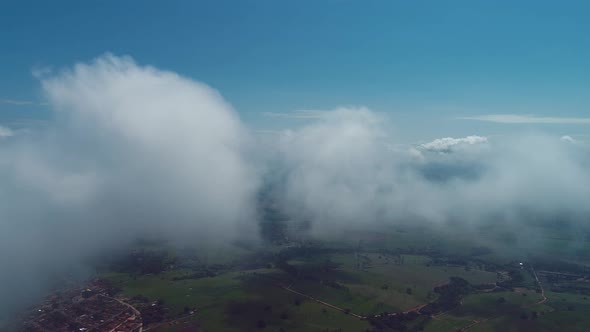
[497, 269, 526, 289]
[420, 277, 471, 315]
[376, 247, 440, 257]
[369, 278, 472, 331]
[430, 256, 470, 267]
[544, 273, 581, 283]
[368, 311, 426, 332]
[549, 284, 590, 295]
[530, 257, 590, 275]
[276, 246, 343, 262]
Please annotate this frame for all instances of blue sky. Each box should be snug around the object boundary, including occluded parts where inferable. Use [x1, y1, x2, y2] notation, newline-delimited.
[2, 0, 590, 141]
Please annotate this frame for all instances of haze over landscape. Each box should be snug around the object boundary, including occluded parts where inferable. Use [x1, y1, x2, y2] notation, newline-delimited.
[2, 1, 590, 331]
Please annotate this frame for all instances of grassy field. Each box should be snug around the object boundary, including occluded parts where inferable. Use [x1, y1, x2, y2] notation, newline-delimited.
[102, 250, 497, 330]
[332, 253, 497, 312]
[98, 222, 590, 332]
[459, 291, 542, 319]
[422, 288, 590, 332]
[268, 252, 498, 316]
[103, 268, 371, 331]
[423, 314, 473, 332]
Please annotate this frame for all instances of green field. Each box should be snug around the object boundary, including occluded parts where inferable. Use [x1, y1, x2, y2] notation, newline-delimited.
[422, 288, 590, 332]
[104, 268, 371, 331]
[97, 222, 590, 332]
[102, 249, 499, 330]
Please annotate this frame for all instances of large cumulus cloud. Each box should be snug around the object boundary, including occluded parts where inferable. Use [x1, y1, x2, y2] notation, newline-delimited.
[0, 54, 258, 316]
[419, 135, 488, 152]
[274, 108, 590, 238]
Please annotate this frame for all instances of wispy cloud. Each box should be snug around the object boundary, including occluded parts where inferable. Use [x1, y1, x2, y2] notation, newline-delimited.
[459, 114, 590, 124]
[0, 99, 48, 106]
[420, 135, 488, 152]
[254, 129, 283, 135]
[561, 135, 576, 143]
[262, 110, 328, 119]
[0, 126, 13, 138]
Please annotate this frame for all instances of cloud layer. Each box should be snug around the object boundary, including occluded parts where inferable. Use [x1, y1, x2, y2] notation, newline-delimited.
[419, 135, 488, 152]
[274, 110, 590, 238]
[0, 126, 13, 138]
[459, 114, 590, 124]
[2, 55, 590, 319]
[0, 99, 48, 106]
[0, 55, 258, 315]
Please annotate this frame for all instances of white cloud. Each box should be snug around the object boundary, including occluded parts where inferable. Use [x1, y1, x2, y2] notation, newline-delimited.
[37, 53, 259, 234]
[459, 114, 590, 124]
[262, 110, 328, 119]
[0, 99, 48, 106]
[277, 107, 395, 232]
[419, 135, 488, 152]
[0, 54, 260, 313]
[561, 135, 576, 143]
[254, 129, 284, 136]
[31, 66, 53, 79]
[0, 126, 13, 138]
[275, 109, 590, 237]
[408, 147, 425, 160]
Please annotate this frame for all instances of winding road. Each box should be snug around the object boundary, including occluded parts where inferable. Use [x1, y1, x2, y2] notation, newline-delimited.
[530, 264, 547, 305]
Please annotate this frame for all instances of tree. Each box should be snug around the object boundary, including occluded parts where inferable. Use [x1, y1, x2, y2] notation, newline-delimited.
[257, 319, 266, 328]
